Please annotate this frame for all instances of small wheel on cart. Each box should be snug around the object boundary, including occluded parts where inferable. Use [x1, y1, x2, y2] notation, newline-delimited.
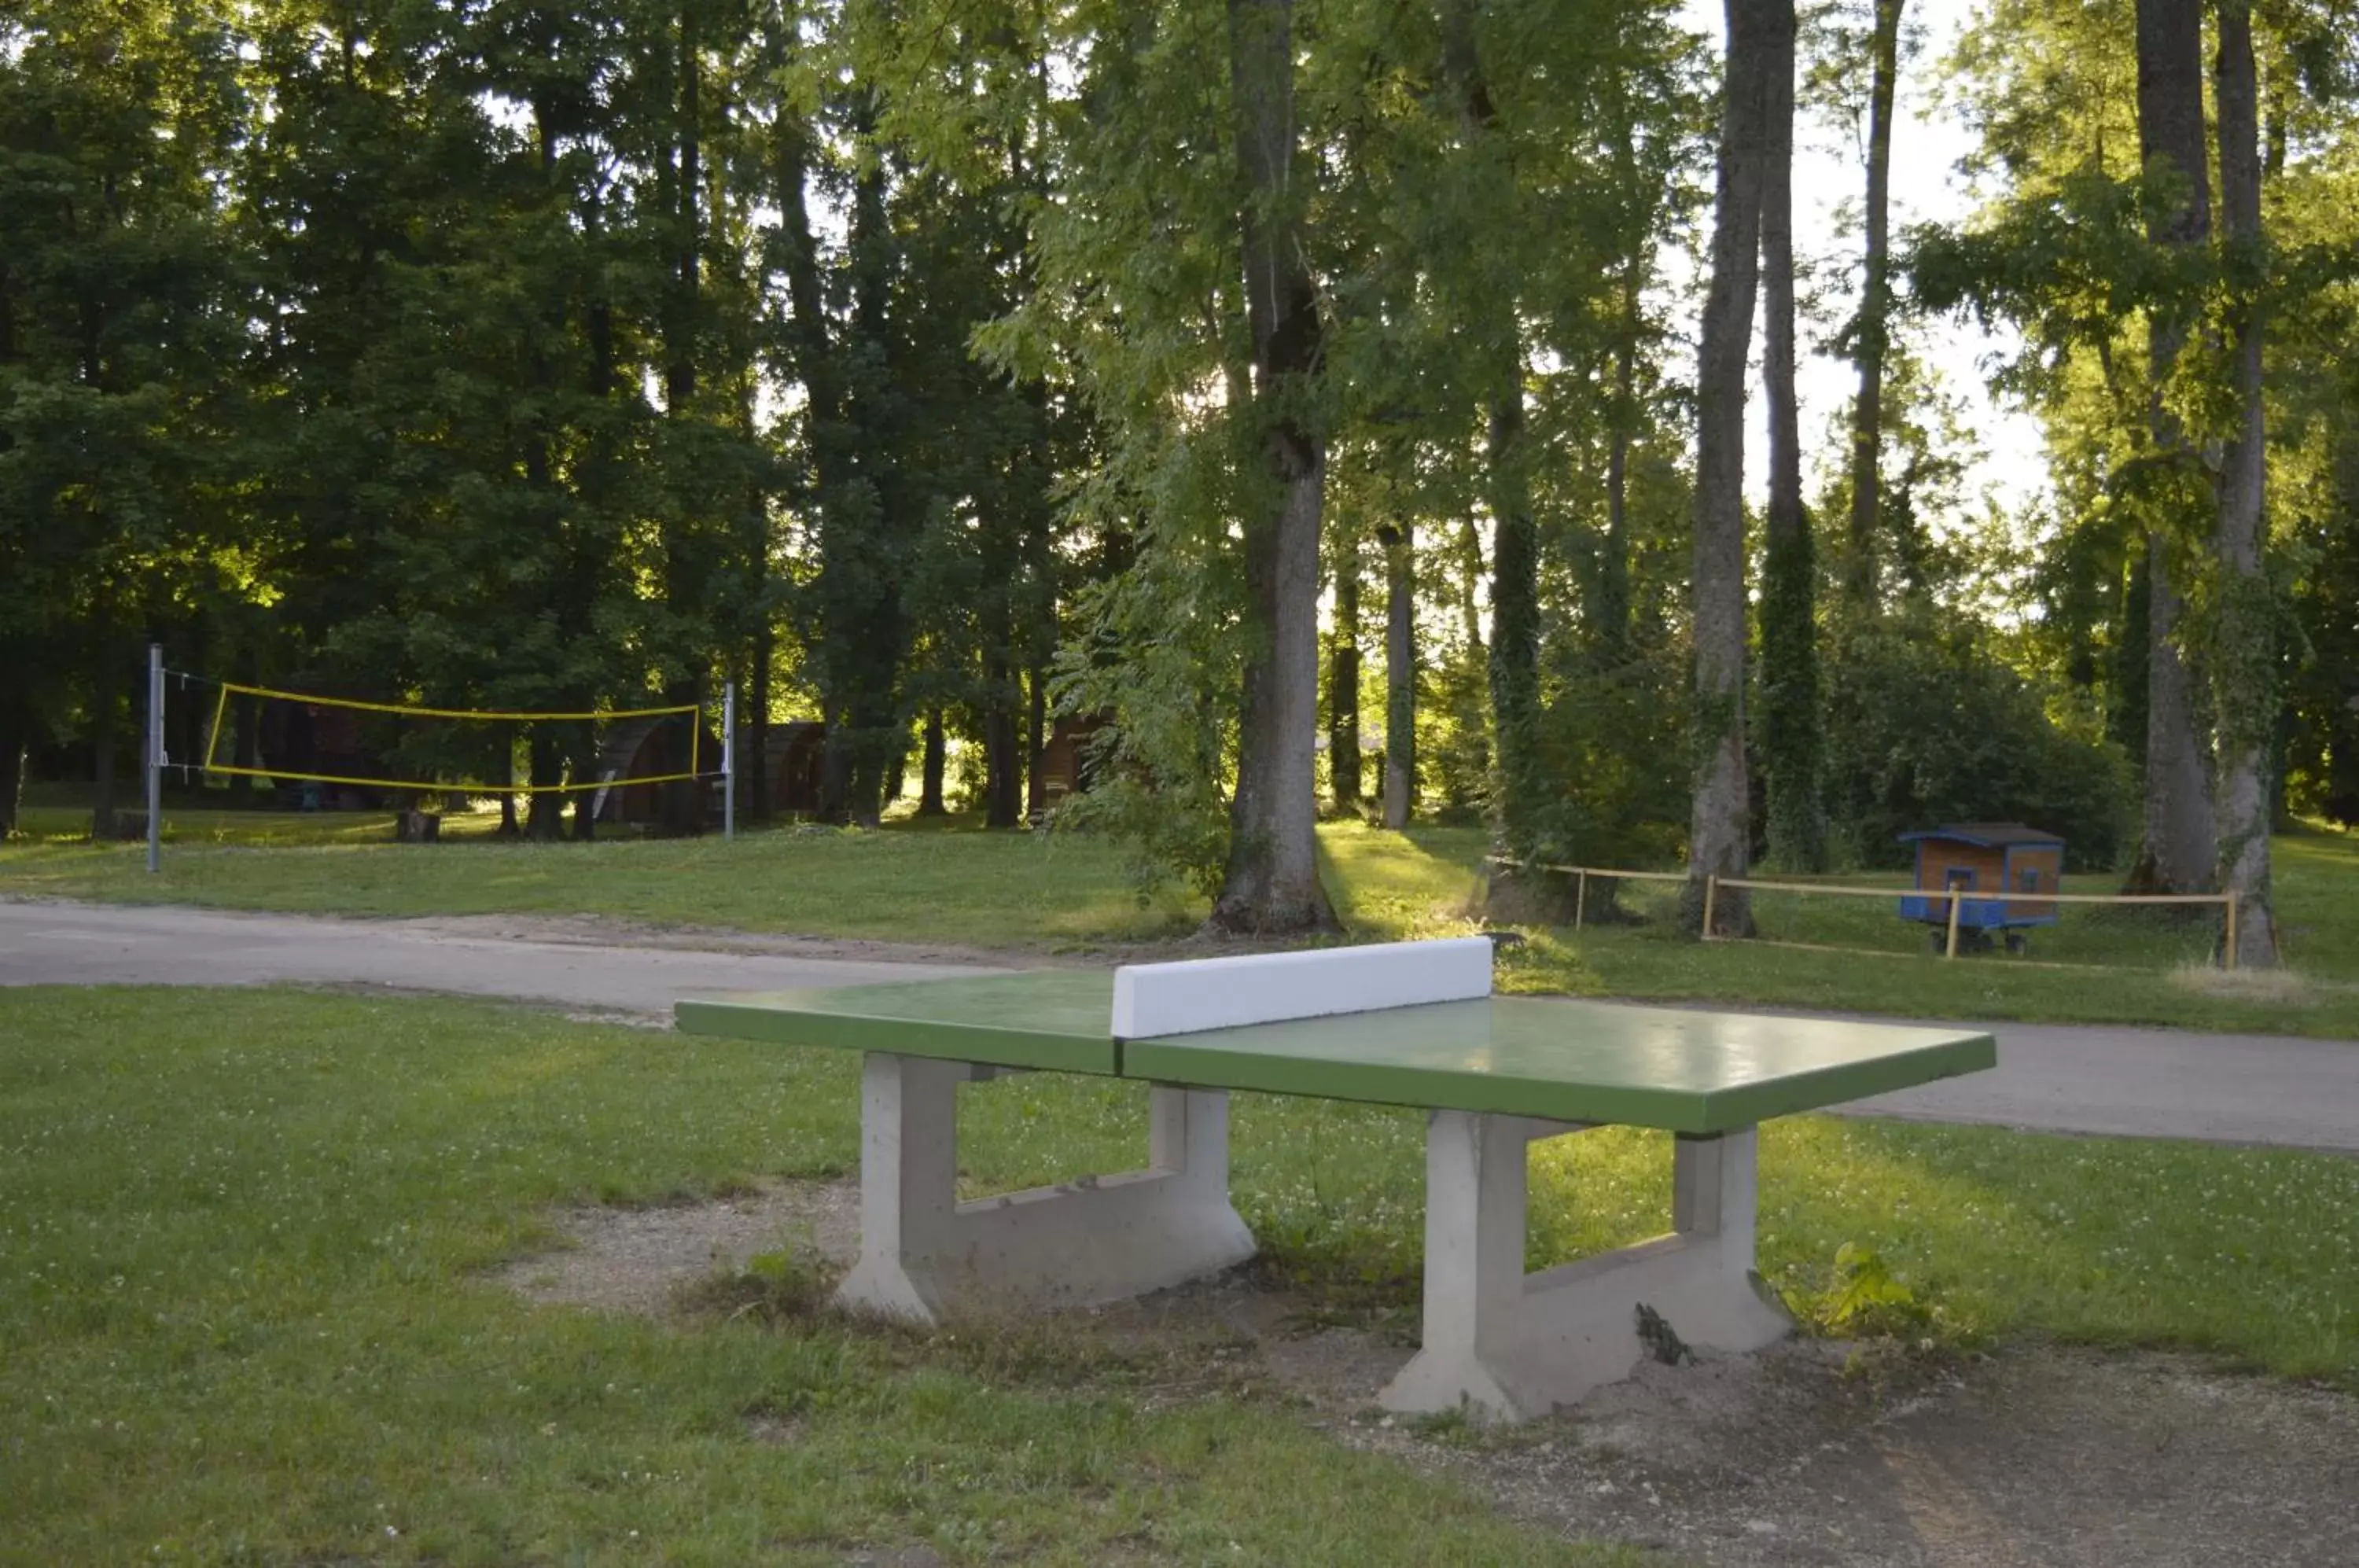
[1928, 929, 1948, 955]
[2004, 933, 2026, 955]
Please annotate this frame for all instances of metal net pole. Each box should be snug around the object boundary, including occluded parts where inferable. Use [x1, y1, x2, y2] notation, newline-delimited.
[723, 681, 736, 841]
[145, 643, 163, 874]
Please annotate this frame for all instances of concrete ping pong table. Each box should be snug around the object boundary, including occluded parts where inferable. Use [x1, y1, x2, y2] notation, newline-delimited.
[675, 938, 1994, 1422]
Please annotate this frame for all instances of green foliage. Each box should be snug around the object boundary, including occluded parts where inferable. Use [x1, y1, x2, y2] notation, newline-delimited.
[9, 0, 2355, 910]
[1048, 531, 1241, 900]
[708, 1244, 841, 1323]
[1042, 403, 1253, 900]
[1417, 635, 1496, 825]
[0, 0, 252, 799]
[1919, 0, 2359, 900]
[1820, 616, 2135, 870]
[1786, 1241, 1934, 1338]
[1512, 639, 1691, 869]
[2284, 447, 2359, 822]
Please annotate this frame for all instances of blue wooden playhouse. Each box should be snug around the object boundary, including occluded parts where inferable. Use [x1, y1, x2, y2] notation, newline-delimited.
[1897, 823, 2066, 953]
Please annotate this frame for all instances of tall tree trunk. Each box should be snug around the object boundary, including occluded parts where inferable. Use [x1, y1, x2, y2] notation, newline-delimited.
[657, 3, 707, 836]
[2126, 0, 2216, 892]
[746, 627, 772, 823]
[1444, 0, 1551, 909]
[1844, 0, 1904, 612]
[1025, 663, 1047, 820]
[171, 635, 202, 790]
[1485, 382, 1543, 833]
[918, 708, 948, 816]
[1003, 86, 1062, 833]
[818, 702, 851, 823]
[2210, 0, 2277, 963]
[1456, 516, 1487, 656]
[1588, 86, 1647, 672]
[667, 7, 701, 415]
[982, 631, 1021, 828]
[1595, 254, 1640, 669]
[2111, 552, 2151, 760]
[2137, 549, 2214, 886]
[1758, 6, 1823, 872]
[230, 646, 261, 800]
[1484, 387, 1566, 918]
[775, 107, 854, 827]
[1382, 520, 1417, 831]
[1330, 544, 1363, 808]
[571, 734, 599, 841]
[1210, 0, 1338, 934]
[815, 95, 906, 828]
[90, 651, 119, 837]
[573, 183, 618, 850]
[527, 728, 565, 840]
[0, 694, 25, 839]
[1683, 0, 1781, 936]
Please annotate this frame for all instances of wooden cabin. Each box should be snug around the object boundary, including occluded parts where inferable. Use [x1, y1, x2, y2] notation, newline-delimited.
[761, 720, 827, 815]
[256, 701, 386, 808]
[1029, 713, 1110, 818]
[592, 712, 721, 827]
[1897, 823, 2065, 948]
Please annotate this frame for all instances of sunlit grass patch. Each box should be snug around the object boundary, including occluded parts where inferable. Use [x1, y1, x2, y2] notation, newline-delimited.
[1319, 820, 1489, 937]
[2166, 961, 2324, 1007]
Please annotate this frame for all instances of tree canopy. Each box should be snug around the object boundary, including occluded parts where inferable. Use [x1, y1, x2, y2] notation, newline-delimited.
[6, 0, 2356, 955]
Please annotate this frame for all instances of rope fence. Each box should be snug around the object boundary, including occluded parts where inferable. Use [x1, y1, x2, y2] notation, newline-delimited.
[1489, 857, 2247, 967]
[1488, 858, 1685, 933]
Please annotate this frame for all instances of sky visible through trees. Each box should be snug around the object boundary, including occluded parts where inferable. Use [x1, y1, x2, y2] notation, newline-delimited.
[1687, 0, 2047, 517]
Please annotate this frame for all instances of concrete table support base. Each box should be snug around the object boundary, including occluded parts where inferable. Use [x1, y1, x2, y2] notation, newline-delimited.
[834, 1051, 1257, 1323]
[1382, 1113, 1791, 1423]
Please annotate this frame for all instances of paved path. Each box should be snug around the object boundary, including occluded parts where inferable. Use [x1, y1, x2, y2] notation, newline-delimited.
[0, 900, 998, 1016]
[3, 900, 2353, 1152]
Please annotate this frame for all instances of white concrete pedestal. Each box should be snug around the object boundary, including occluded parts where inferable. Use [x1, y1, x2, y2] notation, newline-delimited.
[833, 1052, 1258, 1323]
[1381, 1114, 1791, 1423]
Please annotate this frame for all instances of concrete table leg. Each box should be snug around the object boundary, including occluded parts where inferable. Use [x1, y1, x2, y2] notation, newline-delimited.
[834, 1052, 1258, 1323]
[1381, 1114, 1791, 1423]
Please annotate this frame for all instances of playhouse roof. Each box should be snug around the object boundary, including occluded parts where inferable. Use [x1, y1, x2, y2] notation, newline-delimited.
[1897, 823, 2066, 848]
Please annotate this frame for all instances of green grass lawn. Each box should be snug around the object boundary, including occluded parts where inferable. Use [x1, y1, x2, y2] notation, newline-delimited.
[9, 800, 2359, 1036]
[9, 782, 521, 846]
[4, 988, 2353, 1562]
[0, 987, 1626, 1567]
[2, 793, 1205, 944]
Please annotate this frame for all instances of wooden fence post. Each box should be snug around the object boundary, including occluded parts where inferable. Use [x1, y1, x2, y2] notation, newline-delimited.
[2225, 892, 2240, 970]
[1944, 886, 1964, 960]
[1701, 875, 1718, 941]
[1573, 870, 1588, 933]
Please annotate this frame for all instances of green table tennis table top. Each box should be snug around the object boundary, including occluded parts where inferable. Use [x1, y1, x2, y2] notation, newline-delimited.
[674, 971, 1996, 1136]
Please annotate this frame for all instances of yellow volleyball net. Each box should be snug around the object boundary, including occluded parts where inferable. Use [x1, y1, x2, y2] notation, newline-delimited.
[197, 681, 712, 797]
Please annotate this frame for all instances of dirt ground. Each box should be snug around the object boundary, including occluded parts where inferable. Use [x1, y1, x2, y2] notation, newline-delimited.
[501, 1181, 2359, 1568]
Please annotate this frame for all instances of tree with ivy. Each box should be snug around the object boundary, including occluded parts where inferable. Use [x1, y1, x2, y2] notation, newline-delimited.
[1684, 0, 1791, 935]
